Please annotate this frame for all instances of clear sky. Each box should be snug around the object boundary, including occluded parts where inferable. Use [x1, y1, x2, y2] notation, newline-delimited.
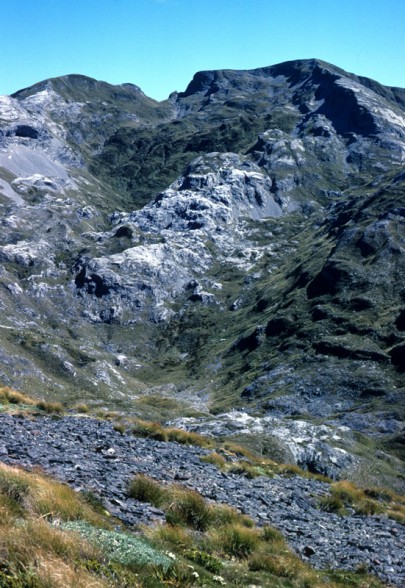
[1, 0, 404, 100]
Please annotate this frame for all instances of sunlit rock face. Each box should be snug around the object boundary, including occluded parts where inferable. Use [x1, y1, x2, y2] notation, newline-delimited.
[0, 60, 404, 487]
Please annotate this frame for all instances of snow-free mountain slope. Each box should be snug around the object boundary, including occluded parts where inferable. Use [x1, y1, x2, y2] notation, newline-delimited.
[0, 59, 404, 488]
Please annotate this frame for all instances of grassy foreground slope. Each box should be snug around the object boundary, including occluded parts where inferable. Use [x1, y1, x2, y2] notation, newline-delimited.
[1, 385, 399, 588]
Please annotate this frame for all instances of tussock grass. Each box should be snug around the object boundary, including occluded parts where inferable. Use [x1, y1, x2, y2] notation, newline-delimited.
[128, 474, 167, 508]
[222, 440, 256, 458]
[132, 419, 168, 441]
[166, 487, 213, 531]
[166, 427, 213, 447]
[96, 409, 120, 420]
[0, 385, 36, 406]
[35, 556, 109, 588]
[0, 466, 31, 505]
[0, 464, 179, 587]
[36, 400, 64, 414]
[133, 420, 318, 479]
[386, 503, 405, 524]
[200, 442, 332, 484]
[319, 493, 347, 516]
[200, 451, 227, 469]
[207, 523, 262, 558]
[319, 480, 405, 521]
[211, 503, 254, 528]
[130, 475, 252, 533]
[134, 475, 388, 586]
[248, 551, 311, 581]
[0, 482, 107, 588]
[131, 418, 214, 448]
[262, 524, 288, 547]
[0, 463, 104, 525]
[113, 423, 126, 434]
[151, 523, 194, 550]
[74, 403, 90, 414]
[5, 518, 98, 562]
[328, 480, 385, 516]
[0, 386, 66, 416]
[135, 476, 305, 578]
[130, 419, 333, 485]
[228, 459, 263, 479]
[0, 463, 388, 587]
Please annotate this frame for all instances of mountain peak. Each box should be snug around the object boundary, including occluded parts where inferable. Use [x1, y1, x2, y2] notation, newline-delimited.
[178, 58, 347, 98]
[12, 73, 149, 104]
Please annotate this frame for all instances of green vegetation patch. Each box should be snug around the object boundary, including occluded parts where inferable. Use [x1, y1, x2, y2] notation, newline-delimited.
[131, 418, 214, 448]
[61, 521, 172, 570]
[319, 480, 405, 522]
[0, 461, 390, 587]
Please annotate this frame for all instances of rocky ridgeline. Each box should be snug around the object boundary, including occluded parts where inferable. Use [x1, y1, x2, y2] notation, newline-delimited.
[0, 413, 403, 586]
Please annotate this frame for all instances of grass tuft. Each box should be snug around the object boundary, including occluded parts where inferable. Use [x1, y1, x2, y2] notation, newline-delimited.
[36, 400, 64, 414]
[132, 419, 168, 441]
[128, 474, 167, 507]
[74, 403, 90, 414]
[248, 552, 308, 580]
[319, 493, 347, 515]
[0, 467, 31, 505]
[211, 503, 254, 528]
[150, 523, 194, 551]
[319, 480, 405, 520]
[113, 423, 126, 434]
[200, 452, 227, 469]
[166, 427, 213, 448]
[0, 386, 36, 406]
[131, 418, 214, 448]
[166, 488, 213, 531]
[228, 460, 262, 479]
[208, 523, 262, 558]
[262, 524, 287, 546]
[0, 463, 105, 525]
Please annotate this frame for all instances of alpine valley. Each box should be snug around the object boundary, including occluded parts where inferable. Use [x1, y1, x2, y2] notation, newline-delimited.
[1, 58, 404, 495]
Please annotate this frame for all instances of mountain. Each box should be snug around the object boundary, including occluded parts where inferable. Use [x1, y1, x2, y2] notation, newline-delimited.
[0, 59, 404, 488]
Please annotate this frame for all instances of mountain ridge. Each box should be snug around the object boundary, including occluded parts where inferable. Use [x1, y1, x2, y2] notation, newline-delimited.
[9, 58, 405, 105]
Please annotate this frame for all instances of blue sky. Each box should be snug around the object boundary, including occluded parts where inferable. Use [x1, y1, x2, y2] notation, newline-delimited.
[1, 0, 404, 100]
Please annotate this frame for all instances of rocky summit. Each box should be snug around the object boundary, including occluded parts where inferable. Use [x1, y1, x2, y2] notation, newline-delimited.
[0, 59, 404, 494]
